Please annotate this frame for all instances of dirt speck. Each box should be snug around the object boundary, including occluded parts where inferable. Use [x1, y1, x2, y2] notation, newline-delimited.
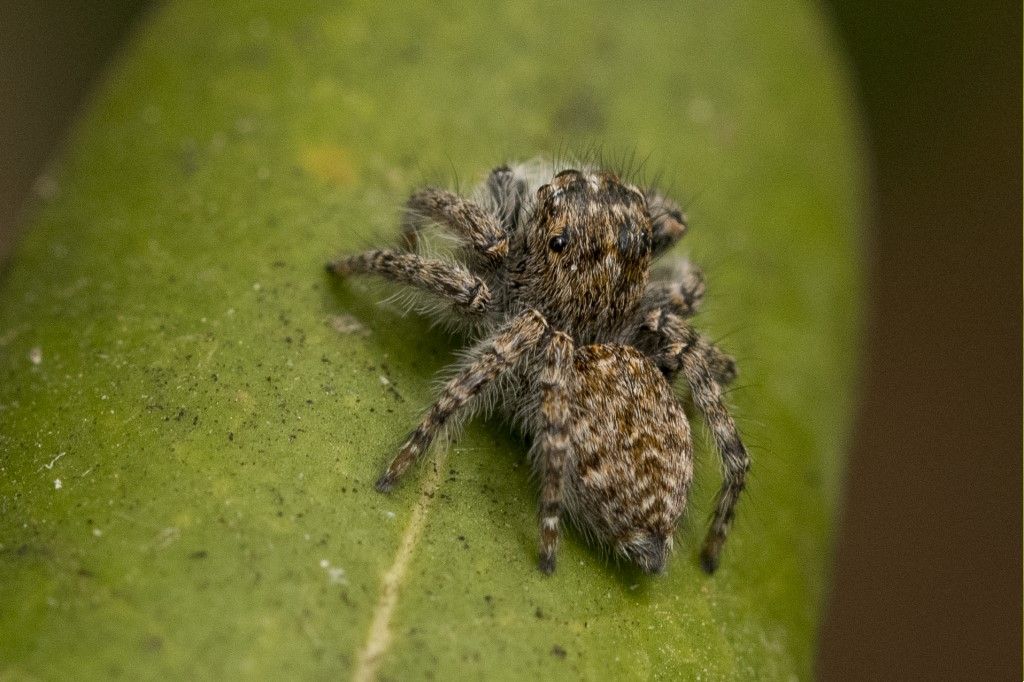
[329, 313, 369, 336]
[154, 527, 180, 549]
[551, 644, 567, 659]
[39, 452, 65, 471]
[378, 373, 405, 402]
[319, 558, 347, 585]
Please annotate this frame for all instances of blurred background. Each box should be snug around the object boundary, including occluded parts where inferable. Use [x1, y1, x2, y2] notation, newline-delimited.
[0, 1, 1018, 678]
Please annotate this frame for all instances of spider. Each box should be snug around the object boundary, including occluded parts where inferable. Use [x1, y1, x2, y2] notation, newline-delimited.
[326, 160, 749, 575]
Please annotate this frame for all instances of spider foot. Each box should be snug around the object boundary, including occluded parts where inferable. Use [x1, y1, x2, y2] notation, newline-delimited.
[538, 551, 557, 576]
[374, 472, 396, 493]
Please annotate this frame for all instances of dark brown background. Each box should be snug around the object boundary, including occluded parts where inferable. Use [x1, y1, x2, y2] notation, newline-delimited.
[0, 1, 1019, 679]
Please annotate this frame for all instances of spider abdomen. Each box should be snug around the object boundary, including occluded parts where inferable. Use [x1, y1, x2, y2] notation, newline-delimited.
[559, 344, 693, 574]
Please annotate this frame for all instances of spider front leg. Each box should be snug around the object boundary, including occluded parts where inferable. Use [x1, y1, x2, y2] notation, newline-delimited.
[646, 258, 707, 319]
[645, 190, 689, 258]
[326, 249, 491, 315]
[482, 164, 529, 233]
[375, 309, 550, 491]
[535, 331, 575, 574]
[399, 185, 510, 265]
[655, 313, 750, 573]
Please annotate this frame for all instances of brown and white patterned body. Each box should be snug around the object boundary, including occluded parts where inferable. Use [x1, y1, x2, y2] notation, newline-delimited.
[327, 159, 749, 575]
[556, 345, 692, 572]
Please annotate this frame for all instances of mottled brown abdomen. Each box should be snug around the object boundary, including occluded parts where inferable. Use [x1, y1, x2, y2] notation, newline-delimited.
[563, 344, 692, 573]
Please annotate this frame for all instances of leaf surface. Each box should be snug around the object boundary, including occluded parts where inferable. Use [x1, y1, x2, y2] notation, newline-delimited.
[0, 2, 864, 678]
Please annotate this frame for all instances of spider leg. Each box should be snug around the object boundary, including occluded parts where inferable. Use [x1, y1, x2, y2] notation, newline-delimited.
[482, 164, 529, 234]
[645, 190, 689, 258]
[655, 313, 749, 573]
[535, 331, 575, 574]
[374, 309, 550, 491]
[645, 257, 706, 319]
[399, 185, 509, 265]
[326, 249, 491, 315]
[634, 306, 737, 387]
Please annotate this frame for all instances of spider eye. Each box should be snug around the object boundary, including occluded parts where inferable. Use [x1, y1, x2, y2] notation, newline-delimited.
[548, 235, 568, 253]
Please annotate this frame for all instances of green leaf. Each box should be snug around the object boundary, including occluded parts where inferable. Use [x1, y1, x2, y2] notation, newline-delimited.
[0, 1, 864, 679]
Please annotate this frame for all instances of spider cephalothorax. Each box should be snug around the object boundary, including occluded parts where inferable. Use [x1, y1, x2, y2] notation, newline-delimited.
[326, 160, 749, 575]
[510, 168, 653, 341]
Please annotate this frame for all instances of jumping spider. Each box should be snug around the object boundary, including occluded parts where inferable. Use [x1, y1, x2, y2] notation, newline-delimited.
[326, 160, 749, 575]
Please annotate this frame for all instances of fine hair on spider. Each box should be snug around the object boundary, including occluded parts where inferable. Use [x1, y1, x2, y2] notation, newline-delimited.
[325, 157, 750, 575]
